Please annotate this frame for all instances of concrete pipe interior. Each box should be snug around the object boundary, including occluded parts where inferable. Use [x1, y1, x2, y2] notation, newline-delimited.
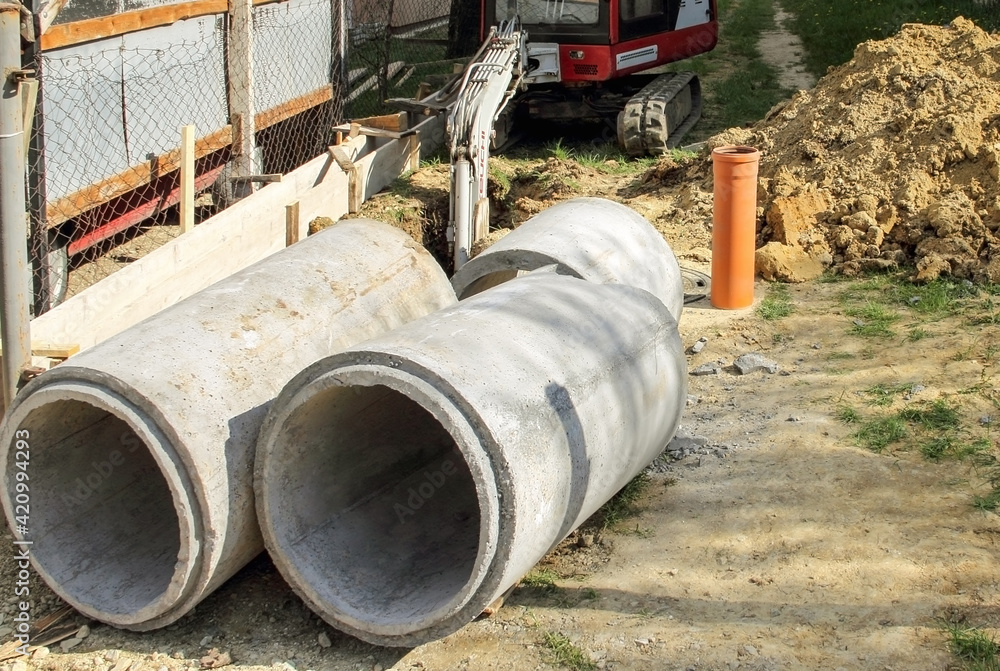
[457, 269, 522, 300]
[269, 383, 482, 627]
[9, 398, 180, 617]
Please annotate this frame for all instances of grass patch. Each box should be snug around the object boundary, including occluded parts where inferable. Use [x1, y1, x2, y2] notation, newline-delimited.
[545, 138, 575, 161]
[780, 0, 1000, 79]
[680, 0, 793, 140]
[920, 436, 991, 462]
[974, 489, 1000, 512]
[837, 406, 862, 424]
[908, 327, 931, 342]
[591, 473, 650, 530]
[945, 622, 1000, 670]
[845, 301, 900, 337]
[522, 568, 561, 591]
[758, 283, 794, 321]
[853, 415, 907, 453]
[541, 631, 596, 671]
[898, 399, 961, 431]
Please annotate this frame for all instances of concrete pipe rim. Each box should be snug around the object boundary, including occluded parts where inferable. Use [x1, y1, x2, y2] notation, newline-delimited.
[451, 250, 580, 301]
[255, 362, 502, 640]
[0, 379, 202, 627]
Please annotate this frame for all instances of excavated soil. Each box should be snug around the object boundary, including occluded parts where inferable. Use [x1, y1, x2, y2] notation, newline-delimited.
[711, 16, 1000, 283]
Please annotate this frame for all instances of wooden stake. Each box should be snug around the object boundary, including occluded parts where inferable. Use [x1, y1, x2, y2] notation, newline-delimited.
[20, 79, 38, 157]
[179, 124, 195, 233]
[285, 201, 300, 246]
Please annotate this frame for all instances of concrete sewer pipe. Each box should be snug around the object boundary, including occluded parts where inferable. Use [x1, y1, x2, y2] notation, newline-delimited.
[255, 267, 688, 644]
[0, 220, 456, 630]
[451, 197, 684, 323]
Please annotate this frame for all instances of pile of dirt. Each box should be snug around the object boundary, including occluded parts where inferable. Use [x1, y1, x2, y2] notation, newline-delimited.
[703, 16, 1000, 282]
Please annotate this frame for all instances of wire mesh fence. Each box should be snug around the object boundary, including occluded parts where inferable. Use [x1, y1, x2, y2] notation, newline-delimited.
[342, 0, 461, 118]
[26, 0, 345, 314]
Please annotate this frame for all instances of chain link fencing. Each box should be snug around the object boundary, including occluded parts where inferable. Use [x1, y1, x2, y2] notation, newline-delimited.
[342, 0, 463, 119]
[26, 0, 345, 314]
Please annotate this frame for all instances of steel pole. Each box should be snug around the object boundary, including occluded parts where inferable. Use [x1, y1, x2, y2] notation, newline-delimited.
[0, 4, 32, 409]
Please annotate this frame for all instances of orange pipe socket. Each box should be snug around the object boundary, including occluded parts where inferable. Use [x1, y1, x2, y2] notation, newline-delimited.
[710, 145, 761, 309]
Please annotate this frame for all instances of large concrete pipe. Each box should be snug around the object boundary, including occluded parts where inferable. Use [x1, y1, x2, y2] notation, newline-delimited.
[451, 197, 684, 321]
[0, 220, 456, 630]
[255, 272, 687, 646]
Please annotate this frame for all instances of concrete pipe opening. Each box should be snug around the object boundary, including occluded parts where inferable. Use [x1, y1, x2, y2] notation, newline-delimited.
[258, 371, 498, 638]
[2, 387, 193, 625]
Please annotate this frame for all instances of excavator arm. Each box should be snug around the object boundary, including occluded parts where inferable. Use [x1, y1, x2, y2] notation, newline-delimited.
[447, 19, 527, 270]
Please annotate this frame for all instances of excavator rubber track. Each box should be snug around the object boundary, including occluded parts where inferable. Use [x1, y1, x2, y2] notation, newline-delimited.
[618, 71, 702, 156]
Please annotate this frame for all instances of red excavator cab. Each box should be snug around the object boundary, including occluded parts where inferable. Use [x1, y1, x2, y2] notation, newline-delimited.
[481, 0, 718, 82]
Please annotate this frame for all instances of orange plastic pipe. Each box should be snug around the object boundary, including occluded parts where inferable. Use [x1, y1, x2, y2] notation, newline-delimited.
[711, 145, 761, 309]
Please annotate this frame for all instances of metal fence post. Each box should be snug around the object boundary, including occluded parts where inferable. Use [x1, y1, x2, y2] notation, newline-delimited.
[0, 3, 32, 409]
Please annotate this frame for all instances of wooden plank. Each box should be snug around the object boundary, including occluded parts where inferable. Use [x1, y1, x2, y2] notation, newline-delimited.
[39, 0, 287, 50]
[255, 85, 332, 131]
[179, 125, 195, 233]
[353, 112, 406, 132]
[45, 125, 232, 227]
[0, 342, 79, 358]
[227, 0, 257, 199]
[285, 201, 299, 246]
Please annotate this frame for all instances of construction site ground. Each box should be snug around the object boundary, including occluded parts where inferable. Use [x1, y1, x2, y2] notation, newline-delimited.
[5, 5, 1000, 671]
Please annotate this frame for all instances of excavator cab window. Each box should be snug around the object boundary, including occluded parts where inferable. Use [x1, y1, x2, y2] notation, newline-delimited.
[619, 0, 681, 40]
[495, 0, 600, 25]
[619, 0, 663, 20]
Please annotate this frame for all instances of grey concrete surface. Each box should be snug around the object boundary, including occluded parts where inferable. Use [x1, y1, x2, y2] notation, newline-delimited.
[255, 272, 687, 646]
[451, 197, 685, 322]
[0, 220, 456, 630]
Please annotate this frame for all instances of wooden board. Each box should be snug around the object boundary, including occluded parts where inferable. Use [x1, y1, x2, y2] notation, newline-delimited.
[40, 0, 288, 50]
[30, 114, 446, 353]
[0, 343, 79, 358]
[255, 85, 332, 131]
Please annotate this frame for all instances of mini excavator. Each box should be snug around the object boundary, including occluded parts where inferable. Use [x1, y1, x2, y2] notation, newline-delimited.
[424, 0, 718, 268]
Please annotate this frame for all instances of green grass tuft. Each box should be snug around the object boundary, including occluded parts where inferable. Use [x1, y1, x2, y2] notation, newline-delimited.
[758, 283, 794, 321]
[898, 399, 961, 432]
[545, 138, 574, 161]
[845, 302, 900, 337]
[522, 568, 561, 591]
[920, 436, 991, 462]
[853, 416, 906, 453]
[945, 622, 1000, 670]
[541, 631, 596, 671]
[837, 406, 862, 424]
[974, 489, 1000, 512]
[592, 473, 650, 530]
